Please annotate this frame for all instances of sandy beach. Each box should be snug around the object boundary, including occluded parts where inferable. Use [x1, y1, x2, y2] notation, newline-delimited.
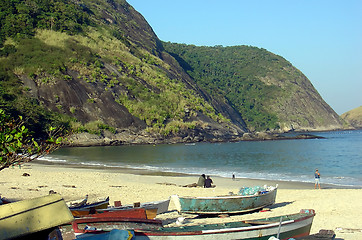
[1, 163, 362, 239]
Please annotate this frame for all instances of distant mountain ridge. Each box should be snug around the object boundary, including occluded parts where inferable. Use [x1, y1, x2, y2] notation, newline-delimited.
[0, 0, 346, 146]
[341, 106, 362, 129]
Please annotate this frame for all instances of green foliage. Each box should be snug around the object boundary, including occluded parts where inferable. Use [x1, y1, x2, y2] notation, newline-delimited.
[0, 44, 17, 57]
[0, 109, 64, 171]
[0, 58, 71, 138]
[0, 0, 92, 47]
[163, 42, 284, 131]
[1, 0, 253, 137]
[71, 121, 116, 135]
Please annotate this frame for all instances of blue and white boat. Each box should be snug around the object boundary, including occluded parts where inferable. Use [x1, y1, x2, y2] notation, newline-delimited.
[172, 185, 277, 215]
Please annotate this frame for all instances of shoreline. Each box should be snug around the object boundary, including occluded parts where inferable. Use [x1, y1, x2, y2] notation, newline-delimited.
[1, 163, 362, 239]
[67, 129, 358, 148]
[33, 160, 361, 190]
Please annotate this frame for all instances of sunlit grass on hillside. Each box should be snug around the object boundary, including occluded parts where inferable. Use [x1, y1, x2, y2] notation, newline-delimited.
[2, 28, 225, 135]
[341, 106, 362, 118]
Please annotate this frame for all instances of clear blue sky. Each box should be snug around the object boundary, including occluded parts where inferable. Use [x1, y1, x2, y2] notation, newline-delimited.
[127, 0, 362, 115]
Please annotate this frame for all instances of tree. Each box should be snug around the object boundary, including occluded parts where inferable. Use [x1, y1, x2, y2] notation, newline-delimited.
[0, 109, 64, 171]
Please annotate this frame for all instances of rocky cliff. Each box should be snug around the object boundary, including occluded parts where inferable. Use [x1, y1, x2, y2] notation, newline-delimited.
[0, 0, 345, 146]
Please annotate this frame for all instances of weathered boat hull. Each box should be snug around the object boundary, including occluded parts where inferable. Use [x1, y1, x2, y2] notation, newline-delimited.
[70, 197, 110, 217]
[104, 199, 170, 215]
[84, 207, 149, 219]
[0, 194, 74, 240]
[172, 187, 277, 214]
[72, 217, 163, 233]
[59, 217, 162, 240]
[134, 209, 315, 240]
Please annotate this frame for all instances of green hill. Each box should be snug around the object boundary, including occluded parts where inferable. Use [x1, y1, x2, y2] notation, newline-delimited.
[0, 0, 345, 145]
[163, 43, 344, 131]
[341, 106, 362, 128]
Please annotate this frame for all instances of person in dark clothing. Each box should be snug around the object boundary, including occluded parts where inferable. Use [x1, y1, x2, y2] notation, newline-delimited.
[204, 176, 214, 188]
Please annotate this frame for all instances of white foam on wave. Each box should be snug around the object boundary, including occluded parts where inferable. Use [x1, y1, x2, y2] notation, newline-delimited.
[37, 155, 362, 188]
[38, 155, 67, 163]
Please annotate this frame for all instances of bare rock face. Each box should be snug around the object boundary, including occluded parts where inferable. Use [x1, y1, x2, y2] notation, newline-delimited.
[263, 71, 344, 132]
[22, 75, 146, 130]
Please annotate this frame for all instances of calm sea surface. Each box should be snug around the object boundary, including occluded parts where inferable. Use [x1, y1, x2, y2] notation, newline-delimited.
[43, 130, 362, 187]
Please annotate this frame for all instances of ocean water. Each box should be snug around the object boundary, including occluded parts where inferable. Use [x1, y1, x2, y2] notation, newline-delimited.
[42, 130, 362, 187]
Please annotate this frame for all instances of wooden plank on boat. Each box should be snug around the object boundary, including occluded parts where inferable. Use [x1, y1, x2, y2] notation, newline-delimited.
[145, 208, 158, 219]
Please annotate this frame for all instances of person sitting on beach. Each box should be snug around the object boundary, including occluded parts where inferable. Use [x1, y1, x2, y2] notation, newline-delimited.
[197, 174, 206, 187]
[314, 169, 321, 189]
[183, 174, 206, 187]
[204, 176, 214, 188]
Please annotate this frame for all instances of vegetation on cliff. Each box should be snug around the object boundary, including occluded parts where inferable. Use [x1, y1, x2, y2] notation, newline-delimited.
[163, 43, 284, 131]
[341, 106, 362, 128]
[0, 0, 344, 145]
[163, 42, 344, 132]
[0, 0, 226, 138]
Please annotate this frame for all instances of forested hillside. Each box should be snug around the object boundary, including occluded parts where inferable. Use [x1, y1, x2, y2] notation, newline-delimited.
[0, 0, 246, 145]
[163, 44, 282, 131]
[163, 43, 345, 131]
[0, 0, 345, 146]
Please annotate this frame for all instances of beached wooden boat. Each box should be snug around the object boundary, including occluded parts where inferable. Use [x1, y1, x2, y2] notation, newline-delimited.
[82, 207, 151, 219]
[100, 198, 170, 216]
[70, 197, 110, 217]
[67, 195, 88, 208]
[72, 217, 163, 234]
[172, 186, 277, 214]
[132, 209, 315, 240]
[0, 194, 74, 239]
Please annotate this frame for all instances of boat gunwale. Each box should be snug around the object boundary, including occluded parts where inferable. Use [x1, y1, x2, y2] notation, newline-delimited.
[99, 199, 170, 212]
[69, 198, 109, 211]
[135, 211, 314, 237]
[72, 217, 163, 234]
[178, 187, 277, 200]
[180, 202, 274, 215]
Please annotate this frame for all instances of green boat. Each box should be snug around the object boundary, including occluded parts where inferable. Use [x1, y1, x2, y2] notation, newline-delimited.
[172, 185, 277, 215]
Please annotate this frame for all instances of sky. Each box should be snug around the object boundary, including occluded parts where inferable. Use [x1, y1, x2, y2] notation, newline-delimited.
[127, 0, 362, 115]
